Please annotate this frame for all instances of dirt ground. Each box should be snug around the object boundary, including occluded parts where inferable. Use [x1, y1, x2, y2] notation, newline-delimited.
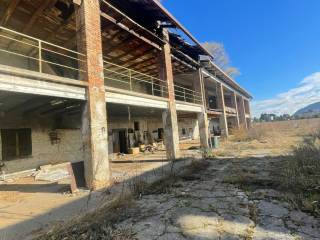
[1, 119, 320, 240]
[0, 144, 200, 240]
[35, 118, 320, 240]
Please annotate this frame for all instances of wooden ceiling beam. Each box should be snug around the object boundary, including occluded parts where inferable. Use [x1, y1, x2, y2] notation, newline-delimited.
[138, 67, 158, 75]
[115, 47, 156, 65]
[171, 54, 196, 71]
[23, 0, 53, 34]
[100, 11, 161, 51]
[0, 0, 21, 26]
[134, 62, 156, 73]
[104, 35, 135, 54]
[7, 0, 53, 50]
[111, 44, 148, 62]
[28, 9, 75, 56]
[124, 55, 156, 69]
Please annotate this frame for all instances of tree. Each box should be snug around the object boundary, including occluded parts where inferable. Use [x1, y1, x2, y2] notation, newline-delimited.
[202, 41, 240, 78]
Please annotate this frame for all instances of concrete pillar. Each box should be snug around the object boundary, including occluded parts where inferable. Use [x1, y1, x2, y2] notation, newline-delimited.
[231, 91, 240, 129]
[216, 82, 228, 137]
[197, 112, 209, 148]
[159, 28, 180, 159]
[76, 0, 110, 190]
[193, 69, 209, 148]
[244, 99, 251, 128]
[238, 96, 247, 129]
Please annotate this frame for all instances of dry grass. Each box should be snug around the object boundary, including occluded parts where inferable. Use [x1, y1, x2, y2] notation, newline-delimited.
[35, 159, 211, 240]
[224, 119, 320, 216]
[282, 130, 320, 216]
[36, 192, 137, 240]
[230, 125, 270, 142]
[231, 118, 320, 143]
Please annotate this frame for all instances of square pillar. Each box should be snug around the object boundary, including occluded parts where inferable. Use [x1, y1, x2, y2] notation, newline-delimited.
[237, 95, 247, 129]
[231, 91, 240, 129]
[159, 28, 180, 160]
[244, 99, 251, 128]
[193, 69, 209, 148]
[76, 0, 110, 190]
[197, 112, 209, 148]
[216, 82, 229, 137]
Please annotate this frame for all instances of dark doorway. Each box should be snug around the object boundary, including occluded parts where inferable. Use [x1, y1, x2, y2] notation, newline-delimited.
[208, 96, 217, 109]
[118, 130, 127, 154]
[158, 128, 164, 140]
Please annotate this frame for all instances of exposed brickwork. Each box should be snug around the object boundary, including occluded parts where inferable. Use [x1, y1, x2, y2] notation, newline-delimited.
[76, 0, 110, 190]
[159, 28, 180, 159]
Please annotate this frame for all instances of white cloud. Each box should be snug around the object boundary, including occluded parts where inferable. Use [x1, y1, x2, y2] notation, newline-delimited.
[251, 72, 320, 117]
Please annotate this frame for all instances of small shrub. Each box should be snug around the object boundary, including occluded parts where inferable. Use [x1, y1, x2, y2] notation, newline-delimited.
[128, 176, 148, 198]
[201, 148, 216, 159]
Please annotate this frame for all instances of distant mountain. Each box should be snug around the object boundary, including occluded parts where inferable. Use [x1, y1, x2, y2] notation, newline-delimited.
[294, 102, 320, 118]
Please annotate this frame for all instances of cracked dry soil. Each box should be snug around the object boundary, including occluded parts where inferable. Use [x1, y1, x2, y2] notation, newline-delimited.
[41, 157, 320, 240]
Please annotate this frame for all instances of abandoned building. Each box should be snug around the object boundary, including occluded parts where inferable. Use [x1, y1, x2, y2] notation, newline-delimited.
[0, 0, 251, 189]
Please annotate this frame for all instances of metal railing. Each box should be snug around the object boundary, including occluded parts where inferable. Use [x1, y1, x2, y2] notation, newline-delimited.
[103, 60, 169, 98]
[103, 60, 203, 104]
[174, 84, 202, 104]
[0, 26, 85, 80]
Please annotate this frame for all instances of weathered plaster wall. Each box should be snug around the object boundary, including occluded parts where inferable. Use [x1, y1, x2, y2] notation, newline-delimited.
[0, 115, 82, 173]
[0, 114, 200, 173]
[178, 118, 199, 140]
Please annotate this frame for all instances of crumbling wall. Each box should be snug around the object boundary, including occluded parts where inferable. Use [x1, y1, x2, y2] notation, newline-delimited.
[0, 115, 82, 173]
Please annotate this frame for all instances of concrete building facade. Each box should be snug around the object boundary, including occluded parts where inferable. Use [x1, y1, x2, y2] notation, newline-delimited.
[0, 0, 251, 189]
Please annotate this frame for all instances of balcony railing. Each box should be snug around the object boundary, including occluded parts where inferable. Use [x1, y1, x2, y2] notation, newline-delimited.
[103, 61, 203, 104]
[174, 84, 202, 104]
[103, 60, 169, 98]
[0, 26, 85, 80]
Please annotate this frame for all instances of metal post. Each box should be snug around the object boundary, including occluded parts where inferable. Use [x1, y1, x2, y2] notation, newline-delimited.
[39, 40, 42, 73]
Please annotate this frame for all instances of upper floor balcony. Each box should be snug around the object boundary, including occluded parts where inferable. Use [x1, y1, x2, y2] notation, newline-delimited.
[0, 26, 202, 106]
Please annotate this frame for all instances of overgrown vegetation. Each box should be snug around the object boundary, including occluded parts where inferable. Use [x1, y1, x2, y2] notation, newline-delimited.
[230, 124, 270, 142]
[36, 159, 210, 240]
[223, 128, 320, 217]
[282, 130, 320, 216]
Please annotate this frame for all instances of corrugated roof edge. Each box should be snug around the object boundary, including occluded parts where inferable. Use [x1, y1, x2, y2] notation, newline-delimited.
[151, 0, 253, 100]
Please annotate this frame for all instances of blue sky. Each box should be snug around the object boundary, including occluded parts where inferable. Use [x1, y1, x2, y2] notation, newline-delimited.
[162, 0, 320, 117]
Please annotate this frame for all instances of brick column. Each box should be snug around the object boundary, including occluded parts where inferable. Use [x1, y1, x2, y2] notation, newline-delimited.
[159, 28, 180, 159]
[76, 0, 110, 190]
[216, 82, 228, 137]
[231, 91, 240, 129]
[193, 69, 209, 148]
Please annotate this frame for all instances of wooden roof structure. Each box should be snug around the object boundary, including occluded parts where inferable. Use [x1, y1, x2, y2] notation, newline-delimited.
[0, 0, 251, 98]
